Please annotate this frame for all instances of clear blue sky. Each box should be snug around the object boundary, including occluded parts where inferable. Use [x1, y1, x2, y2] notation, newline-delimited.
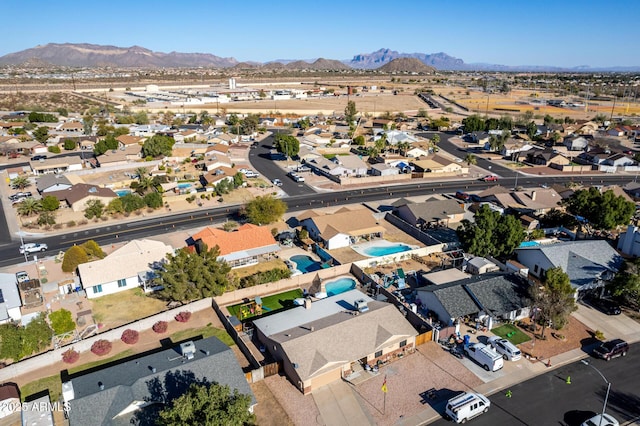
[2, 0, 638, 67]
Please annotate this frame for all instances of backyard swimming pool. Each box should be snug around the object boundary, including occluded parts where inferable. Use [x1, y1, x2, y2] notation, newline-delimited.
[177, 183, 192, 189]
[352, 240, 417, 257]
[519, 241, 540, 248]
[290, 255, 327, 273]
[115, 189, 132, 197]
[326, 277, 356, 296]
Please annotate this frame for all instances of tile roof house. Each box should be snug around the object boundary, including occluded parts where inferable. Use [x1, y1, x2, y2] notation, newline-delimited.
[492, 188, 562, 215]
[253, 289, 417, 394]
[525, 149, 570, 166]
[191, 224, 280, 268]
[97, 144, 143, 167]
[63, 337, 255, 425]
[299, 207, 386, 250]
[307, 154, 368, 177]
[410, 155, 468, 175]
[201, 166, 238, 186]
[417, 273, 530, 327]
[29, 156, 83, 176]
[116, 135, 145, 149]
[516, 240, 623, 292]
[48, 183, 118, 212]
[394, 199, 465, 228]
[0, 273, 22, 324]
[78, 239, 174, 299]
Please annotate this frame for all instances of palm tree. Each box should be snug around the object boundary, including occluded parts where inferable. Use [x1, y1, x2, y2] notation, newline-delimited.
[17, 197, 43, 216]
[135, 167, 148, 179]
[10, 176, 30, 190]
[431, 134, 440, 145]
[465, 154, 478, 166]
[133, 176, 155, 195]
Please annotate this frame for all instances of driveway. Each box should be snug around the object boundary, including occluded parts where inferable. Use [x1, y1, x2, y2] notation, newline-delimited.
[573, 303, 640, 343]
[313, 381, 374, 426]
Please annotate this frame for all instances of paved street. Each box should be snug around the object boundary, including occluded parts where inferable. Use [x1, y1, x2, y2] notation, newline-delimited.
[430, 343, 640, 426]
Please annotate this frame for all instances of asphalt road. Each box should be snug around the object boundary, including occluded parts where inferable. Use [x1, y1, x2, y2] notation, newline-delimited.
[247, 131, 316, 196]
[430, 343, 640, 426]
[0, 174, 635, 268]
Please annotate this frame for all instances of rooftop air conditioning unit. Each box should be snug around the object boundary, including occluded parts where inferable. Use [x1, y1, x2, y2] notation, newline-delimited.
[180, 341, 196, 360]
[354, 299, 369, 313]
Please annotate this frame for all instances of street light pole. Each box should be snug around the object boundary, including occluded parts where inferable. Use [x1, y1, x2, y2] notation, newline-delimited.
[581, 359, 611, 426]
[17, 231, 28, 263]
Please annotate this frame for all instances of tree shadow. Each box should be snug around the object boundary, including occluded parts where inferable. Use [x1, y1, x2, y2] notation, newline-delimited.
[596, 388, 640, 420]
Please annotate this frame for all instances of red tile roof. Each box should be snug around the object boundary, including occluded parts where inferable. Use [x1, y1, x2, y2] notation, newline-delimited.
[191, 224, 277, 256]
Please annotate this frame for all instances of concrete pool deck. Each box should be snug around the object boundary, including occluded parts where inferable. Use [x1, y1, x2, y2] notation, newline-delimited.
[351, 240, 420, 258]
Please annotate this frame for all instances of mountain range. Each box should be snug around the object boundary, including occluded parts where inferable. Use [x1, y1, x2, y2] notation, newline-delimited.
[0, 43, 638, 72]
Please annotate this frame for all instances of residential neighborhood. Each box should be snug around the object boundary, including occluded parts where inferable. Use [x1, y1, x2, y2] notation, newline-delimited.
[0, 60, 640, 426]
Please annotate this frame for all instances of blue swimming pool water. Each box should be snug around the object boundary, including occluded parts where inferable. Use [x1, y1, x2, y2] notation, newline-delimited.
[519, 241, 540, 248]
[115, 189, 132, 197]
[177, 183, 192, 189]
[362, 243, 412, 257]
[326, 278, 356, 296]
[290, 255, 326, 273]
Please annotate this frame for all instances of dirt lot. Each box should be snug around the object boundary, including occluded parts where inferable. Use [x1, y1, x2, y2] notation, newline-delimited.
[515, 315, 594, 361]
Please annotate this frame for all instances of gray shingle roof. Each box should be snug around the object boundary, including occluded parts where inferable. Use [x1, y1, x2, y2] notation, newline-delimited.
[402, 199, 465, 223]
[67, 337, 254, 426]
[518, 240, 623, 289]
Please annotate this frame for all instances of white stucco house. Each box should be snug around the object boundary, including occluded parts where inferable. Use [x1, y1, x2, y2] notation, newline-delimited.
[78, 239, 174, 299]
[0, 273, 22, 324]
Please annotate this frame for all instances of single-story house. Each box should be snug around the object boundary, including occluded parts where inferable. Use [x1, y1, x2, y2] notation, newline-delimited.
[465, 257, 500, 275]
[417, 273, 530, 329]
[525, 149, 570, 166]
[78, 239, 174, 298]
[563, 135, 590, 151]
[516, 240, 623, 293]
[394, 199, 465, 228]
[492, 188, 562, 215]
[0, 384, 20, 419]
[48, 183, 118, 212]
[64, 337, 256, 425]
[380, 130, 419, 145]
[190, 223, 280, 268]
[370, 163, 400, 176]
[96, 144, 143, 167]
[199, 154, 232, 172]
[36, 174, 73, 194]
[0, 273, 22, 324]
[299, 207, 386, 250]
[201, 166, 237, 186]
[253, 289, 417, 394]
[29, 156, 83, 175]
[410, 155, 468, 175]
[307, 154, 368, 177]
[603, 153, 635, 167]
[116, 134, 145, 149]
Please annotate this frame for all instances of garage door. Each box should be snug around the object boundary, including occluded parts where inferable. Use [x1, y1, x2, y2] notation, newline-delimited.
[311, 368, 342, 391]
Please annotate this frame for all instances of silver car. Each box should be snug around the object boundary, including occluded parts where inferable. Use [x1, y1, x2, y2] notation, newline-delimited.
[487, 336, 522, 361]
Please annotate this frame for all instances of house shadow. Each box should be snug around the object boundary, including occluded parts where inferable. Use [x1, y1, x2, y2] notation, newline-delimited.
[418, 387, 461, 418]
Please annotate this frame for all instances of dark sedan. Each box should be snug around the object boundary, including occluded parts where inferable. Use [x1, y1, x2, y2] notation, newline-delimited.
[587, 297, 622, 315]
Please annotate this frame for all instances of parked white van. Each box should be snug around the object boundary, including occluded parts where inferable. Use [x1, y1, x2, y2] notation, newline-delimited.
[445, 392, 490, 423]
[464, 343, 504, 371]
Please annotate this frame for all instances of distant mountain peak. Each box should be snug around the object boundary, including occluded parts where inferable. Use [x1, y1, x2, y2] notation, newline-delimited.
[348, 48, 464, 70]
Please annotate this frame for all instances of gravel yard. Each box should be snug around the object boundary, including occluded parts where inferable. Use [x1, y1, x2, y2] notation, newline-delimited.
[355, 342, 483, 425]
[263, 374, 323, 426]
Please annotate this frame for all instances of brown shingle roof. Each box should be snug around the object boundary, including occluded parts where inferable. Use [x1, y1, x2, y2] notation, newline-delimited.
[48, 183, 117, 205]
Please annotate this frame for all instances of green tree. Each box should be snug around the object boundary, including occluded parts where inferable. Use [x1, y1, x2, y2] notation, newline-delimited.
[157, 382, 255, 426]
[37, 211, 56, 226]
[456, 205, 525, 258]
[540, 209, 578, 229]
[131, 176, 155, 195]
[84, 199, 105, 219]
[608, 259, 640, 306]
[41, 195, 60, 211]
[17, 197, 43, 216]
[464, 154, 477, 166]
[21, 313, 53, 358]
[48, 309, 76, 335]
[10, 176, 31, 190]
[353, 135, 365, 146]
[462, 115, 485, 133]
[33, 126, 50, 144]
[83, 115, 94, 135]
[134, 111, 149, 125]
[63, 139, 76, 150]
[141, 134, 175, 158]
[48, 145, 61, 154]
[81, 240, 106, 259]
[240, 114, 259, 135]
[120, 193, 146, 212]
[274, 133, 300, 159]
[158, 246, 232, 302]
[107, 197, 124, 214]
[243, 195, 287, 225]
[62, 245, 89, 273]
[530, 267, 576, 339]
[566, 188, 635, 230]
[345, 100, 357, 125]
[144, 192, 163, 209]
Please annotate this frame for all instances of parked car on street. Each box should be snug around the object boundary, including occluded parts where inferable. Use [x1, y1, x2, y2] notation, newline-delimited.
[487, 336, 522, 361]
[580, 413, 619, 426]
[31, 155, 47, 161]
[287, 171, 305, 182]
[481, 175, 498, 182]
[455, 191, 470, 201]
[272, 178, 283, 187]
[19, 243, 48, 254]
[592, 339, 629, 361]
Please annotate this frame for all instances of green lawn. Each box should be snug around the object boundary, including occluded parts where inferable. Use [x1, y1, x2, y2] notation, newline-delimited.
[227, 288, 303, 321]
[491, 324, 531, 345]
[170, 325, 235, 347]
[20, 374, 61, 402]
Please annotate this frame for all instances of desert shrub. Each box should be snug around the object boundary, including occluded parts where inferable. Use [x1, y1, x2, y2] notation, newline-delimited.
[61, 245, 89, 272]
[90, 339, 112, 356]
[49, 309, 75, 334]
[121, 329, 139, 345]
[62, 348, 80, 364]
[175, 311, 192, 323]
[152, 321, 168, 333]
[239, 268, 291, 288]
